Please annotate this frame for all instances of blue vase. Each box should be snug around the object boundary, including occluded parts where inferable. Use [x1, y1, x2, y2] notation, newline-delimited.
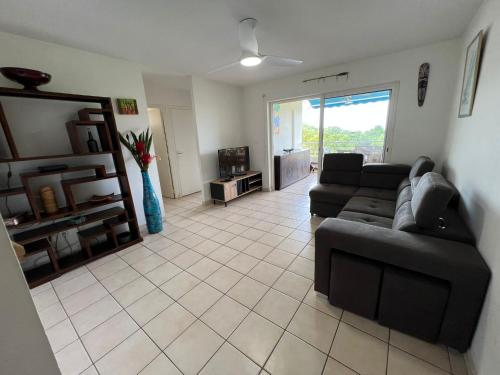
[141, 171, 163, 234]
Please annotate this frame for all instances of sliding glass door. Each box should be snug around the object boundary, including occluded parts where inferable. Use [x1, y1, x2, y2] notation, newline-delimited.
[320, 89, 392, 165]
[271, 98, 321, 166]
[270, 86, 395, 189]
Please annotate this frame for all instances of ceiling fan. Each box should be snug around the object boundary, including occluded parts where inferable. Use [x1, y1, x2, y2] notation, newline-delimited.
[209, 18, 303, 73]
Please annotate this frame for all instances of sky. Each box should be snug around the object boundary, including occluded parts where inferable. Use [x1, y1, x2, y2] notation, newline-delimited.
[301, 99, 390, 132]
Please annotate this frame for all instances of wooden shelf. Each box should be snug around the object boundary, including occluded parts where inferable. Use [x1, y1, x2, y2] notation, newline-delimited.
[0, 86, 142, 288]
[61, 173, 118, 186]
[23, 238, 52, 257]
[0, 87, 111, 103]
[13, 206, 127, 245]
[21, 164, 106, 178]
[0, 151, 115, 163]
[26, 237, 141, 287]
[0, 186, 25, 196]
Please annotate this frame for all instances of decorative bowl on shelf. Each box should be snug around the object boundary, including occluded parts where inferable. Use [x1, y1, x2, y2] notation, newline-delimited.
[89, 193, 115, 204]
[0, 67, 51, 90]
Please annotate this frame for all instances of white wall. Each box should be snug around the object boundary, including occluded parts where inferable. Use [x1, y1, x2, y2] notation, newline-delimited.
[191, 76, 245, 201]
[243, 39, 461, 189]
[0, 31, 165, 225]
[442, 1, 500, 374]
[0, 219, 60, 374]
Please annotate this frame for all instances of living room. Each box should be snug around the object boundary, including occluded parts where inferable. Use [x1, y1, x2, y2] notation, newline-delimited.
[0, 1, 498, 375]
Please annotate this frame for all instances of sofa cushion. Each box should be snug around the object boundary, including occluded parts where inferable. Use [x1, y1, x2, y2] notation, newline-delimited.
[396, 185, 412, 210]
[409, 156, 435, 179]
[397, 177, 411, 195]
[343, 196, 396, 218]
[320, 153, 363, 185]
[338, 210, 393, 228]
[309, 184, 358, 205]
[354, 187, 397, 201]
[411, 172, 454, 229]
[410, 176, 422, 193]
[393, 202, 476, 244]
[362, 163, 411, 175]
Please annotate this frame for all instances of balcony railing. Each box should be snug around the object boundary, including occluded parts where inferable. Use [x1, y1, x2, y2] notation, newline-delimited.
[301, 140, 384, 163]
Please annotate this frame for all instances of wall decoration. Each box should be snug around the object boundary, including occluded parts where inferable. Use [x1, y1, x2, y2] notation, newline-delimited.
[272, 102, 281, 135]
[116, 98, 139, 115]
[418, 63, 430, 107]
[459, 30, 484, 118]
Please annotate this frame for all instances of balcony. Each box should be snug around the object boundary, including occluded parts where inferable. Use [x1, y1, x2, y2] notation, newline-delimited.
[302, 140, 384, 164]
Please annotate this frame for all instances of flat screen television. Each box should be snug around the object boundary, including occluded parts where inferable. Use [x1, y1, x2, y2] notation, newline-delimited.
[218, 146, 250, 178]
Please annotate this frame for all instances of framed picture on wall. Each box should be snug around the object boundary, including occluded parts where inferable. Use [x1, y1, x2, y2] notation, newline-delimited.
[458, 30, 483, 118]
[116, 98, 139, 115]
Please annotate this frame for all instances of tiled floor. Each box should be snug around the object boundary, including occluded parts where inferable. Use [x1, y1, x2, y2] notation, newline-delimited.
[31, 175, 468, 375]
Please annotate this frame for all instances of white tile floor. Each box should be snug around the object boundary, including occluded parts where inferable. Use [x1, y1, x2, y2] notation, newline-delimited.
[31, 174, 469, 375]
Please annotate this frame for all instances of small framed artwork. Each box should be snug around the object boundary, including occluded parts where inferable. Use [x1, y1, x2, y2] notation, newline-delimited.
[458, 30, 484, 118]
[116, 98, 139, 115]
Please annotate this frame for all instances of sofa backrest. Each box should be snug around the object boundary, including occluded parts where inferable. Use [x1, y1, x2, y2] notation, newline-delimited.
[409, 156, 435, 179]
[320, 153, 363, 185]
[360, 163, 411, 189]
[411, 172, 454, 228]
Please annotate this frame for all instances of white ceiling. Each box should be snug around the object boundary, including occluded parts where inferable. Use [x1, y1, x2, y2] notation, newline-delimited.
[0, 0, 482, 86]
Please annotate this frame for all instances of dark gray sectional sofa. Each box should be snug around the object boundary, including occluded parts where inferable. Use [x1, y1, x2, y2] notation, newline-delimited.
[310, 153, 490, 352]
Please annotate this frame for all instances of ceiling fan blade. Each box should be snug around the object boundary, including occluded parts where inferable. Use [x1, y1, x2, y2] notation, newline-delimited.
[239, 18, 259, 55]
[263, 55, 303, 66]
[207, 61, 240, 74]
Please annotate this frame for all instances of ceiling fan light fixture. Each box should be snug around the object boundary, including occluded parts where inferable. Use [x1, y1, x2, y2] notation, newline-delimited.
[240, 55, 262, 67]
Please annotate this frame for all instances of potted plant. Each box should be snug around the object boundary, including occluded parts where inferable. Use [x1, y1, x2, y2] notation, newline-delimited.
[119, 129, 163, 234]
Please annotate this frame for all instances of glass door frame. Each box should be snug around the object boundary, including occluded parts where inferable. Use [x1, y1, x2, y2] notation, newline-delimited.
[267, 82, 399, 191]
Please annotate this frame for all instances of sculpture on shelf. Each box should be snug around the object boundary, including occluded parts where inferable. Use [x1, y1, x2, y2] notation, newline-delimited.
[119, 129, 163, 234]
[40, 186, 59, 214]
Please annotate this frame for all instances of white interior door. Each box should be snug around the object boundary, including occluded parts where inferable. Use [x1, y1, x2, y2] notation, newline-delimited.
[171, 108, 202, 196]
[148, 108, 175, 198]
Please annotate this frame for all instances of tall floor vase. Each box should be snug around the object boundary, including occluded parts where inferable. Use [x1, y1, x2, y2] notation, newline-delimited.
[141, 171, 163, 234]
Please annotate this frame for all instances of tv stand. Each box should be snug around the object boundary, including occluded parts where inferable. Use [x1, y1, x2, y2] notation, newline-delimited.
[210, 171, 262, 206]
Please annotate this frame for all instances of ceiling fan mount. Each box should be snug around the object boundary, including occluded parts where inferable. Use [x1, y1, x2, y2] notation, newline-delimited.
[209, 18, 303, 73]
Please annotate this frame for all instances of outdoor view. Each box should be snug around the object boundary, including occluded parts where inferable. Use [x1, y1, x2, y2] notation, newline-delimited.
[272, 90, 391, 164]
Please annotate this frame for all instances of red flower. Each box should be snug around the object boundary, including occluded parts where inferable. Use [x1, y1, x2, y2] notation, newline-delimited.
[135, 141, 145, 154]
[141, 153, 154, 165]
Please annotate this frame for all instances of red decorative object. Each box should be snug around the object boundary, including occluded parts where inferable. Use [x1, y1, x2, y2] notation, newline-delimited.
[119, 129, 157, 171]
[0, 67, 51, 90]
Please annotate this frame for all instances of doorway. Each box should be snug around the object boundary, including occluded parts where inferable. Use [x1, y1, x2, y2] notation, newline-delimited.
[269, 84, 397, 190]
[148, 107, 175, 198]
[148, 106, 202, 199]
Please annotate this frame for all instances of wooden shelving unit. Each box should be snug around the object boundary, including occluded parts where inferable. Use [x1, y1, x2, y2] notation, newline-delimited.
[0, 87, 142, 287]
[210, 171, 263, 206]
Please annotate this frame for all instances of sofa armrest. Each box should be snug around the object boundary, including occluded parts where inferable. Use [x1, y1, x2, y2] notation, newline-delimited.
[314, 218, 490, 351]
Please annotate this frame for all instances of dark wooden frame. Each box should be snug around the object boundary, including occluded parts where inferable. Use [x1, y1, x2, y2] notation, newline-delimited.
[0, 87, 142, 287]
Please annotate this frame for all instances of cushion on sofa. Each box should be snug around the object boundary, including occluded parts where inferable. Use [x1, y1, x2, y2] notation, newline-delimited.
[354, 187, 397, 201]
[410, 176, 421, 193]
[411, 172, 454, 229]
[337, 210, 393, 228]
[309, 184, 359, 205]
[320, 153, 363, 185]
[360, 163, 411, 189]
[362, 163, 411, 175]
[409, 156, 435, 179]
[393, 202, 476, 244]
[396, 185, 412, 210]
[397, 177, 411, 195]
[343, 196, 396, 218]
